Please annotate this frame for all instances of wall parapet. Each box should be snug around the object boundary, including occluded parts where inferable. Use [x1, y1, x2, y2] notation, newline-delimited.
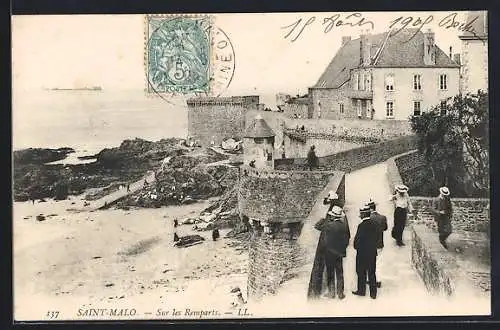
[284, 128, 381, 144]
[386, 150, 490, 234]
[238, 165, 343, 224]
[244, 166, 346, 301]
[284, 118, 412, 140]
[276, 135, 418, 172]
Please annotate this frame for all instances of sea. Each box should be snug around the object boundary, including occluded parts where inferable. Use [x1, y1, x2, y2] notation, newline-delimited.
[12, 89, 279, 163]
[12, 89, 190, 160]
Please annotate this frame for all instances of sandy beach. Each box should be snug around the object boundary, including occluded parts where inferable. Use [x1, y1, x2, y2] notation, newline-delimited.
[13, 196, 249, 321]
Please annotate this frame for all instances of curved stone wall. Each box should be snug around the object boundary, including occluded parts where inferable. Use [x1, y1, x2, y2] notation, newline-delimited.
[238, 166, 341, 223]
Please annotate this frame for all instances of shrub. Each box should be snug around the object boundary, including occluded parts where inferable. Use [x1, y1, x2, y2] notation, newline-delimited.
[410, 91, 489, 197]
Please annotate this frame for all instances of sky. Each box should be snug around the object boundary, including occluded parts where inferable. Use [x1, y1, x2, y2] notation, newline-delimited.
[12, 11, 473, 96]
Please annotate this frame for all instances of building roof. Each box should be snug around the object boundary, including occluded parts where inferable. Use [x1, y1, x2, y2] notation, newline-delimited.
[313, 29, 460, 89]
[459, 11, 488, 40]
[244, 114, 275, 138]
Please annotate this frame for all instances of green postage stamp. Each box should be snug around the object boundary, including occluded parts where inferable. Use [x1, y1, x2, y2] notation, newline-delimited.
[145, 15, 212, 95]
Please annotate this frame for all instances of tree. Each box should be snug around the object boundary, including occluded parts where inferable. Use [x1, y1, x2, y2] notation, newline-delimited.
[410, 91, 489, 197]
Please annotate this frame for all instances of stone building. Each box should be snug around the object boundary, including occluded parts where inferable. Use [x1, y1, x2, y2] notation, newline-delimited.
[186, 96, 259, 147]
[309, 29, 461, 120]
[243, 114, 275, 169]
[459, 11, 488, 94]
[283, 96, 311, 119]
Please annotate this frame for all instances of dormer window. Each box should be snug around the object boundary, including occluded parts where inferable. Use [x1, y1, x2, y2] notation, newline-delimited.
[365, 74, 371, 91]
[354, 73, 360, 90]
[385, 74, 395, 91]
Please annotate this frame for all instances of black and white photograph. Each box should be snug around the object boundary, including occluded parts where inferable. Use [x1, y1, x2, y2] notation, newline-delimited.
[12, 10, 490, 320]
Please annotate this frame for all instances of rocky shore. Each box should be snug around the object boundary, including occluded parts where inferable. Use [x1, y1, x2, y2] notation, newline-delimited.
[13, 138, 231, 202]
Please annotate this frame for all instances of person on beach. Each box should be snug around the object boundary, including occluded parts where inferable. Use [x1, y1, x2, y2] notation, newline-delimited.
[390, 184, 413, 246]
[307, 145, 319, 171]
[174, 232, 180, 242]
[352, 203, 379, 299]
[212, 227, 220, 241]
[127, 183, 130, 192]
[431, 187, 453, 249]
[173, 219, 178, 228]
[307, 206, 350, 300]
[367, 199, 387, 288]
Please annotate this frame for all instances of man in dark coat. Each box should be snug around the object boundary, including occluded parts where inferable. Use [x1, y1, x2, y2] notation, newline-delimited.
[308, 206, 350, 299]
[431, 187, 453, 249]
[306, 145, 319, 171]
[353, 204, 380, 299]
[367, 199, 387, 288]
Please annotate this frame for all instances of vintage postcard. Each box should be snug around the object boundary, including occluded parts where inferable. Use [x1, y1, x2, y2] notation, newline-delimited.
[12, 11, 490, 321]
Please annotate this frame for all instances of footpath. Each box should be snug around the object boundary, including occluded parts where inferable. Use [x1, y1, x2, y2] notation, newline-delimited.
[248, 163, 483, 317]
[71, 171, 157, 212]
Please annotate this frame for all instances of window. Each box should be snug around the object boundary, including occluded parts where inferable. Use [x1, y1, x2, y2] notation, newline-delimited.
[413, 74, 422, 90]
[385, 74, 395, 91]
[440, 101, 447, 116]
[357, 100, 362, 117]
[353, 73, 359, 90]
[439, 74, 448, 90]
[339, 103, 344, 114]
[365, 74, 371, 91]
[254, 138, 264, 144]
[356, 73, 361, 90]
[386, 101, 394, 118]
[413, 101, 421, 116]
[360, 73, 365, 90]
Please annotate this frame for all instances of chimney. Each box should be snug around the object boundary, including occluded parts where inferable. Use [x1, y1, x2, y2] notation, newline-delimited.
[449, 46, 453, 59]
[342, 36, 351, 46]
[423, 29, 436, 65]
[454, 54, 461, 65]
[360, 33, 371, 66]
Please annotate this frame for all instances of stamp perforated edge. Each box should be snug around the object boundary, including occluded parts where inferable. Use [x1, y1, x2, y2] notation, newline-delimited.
[143, 13, 215, 99]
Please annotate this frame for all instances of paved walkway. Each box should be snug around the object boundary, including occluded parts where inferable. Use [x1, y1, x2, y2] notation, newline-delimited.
[249, 163, 488, 317]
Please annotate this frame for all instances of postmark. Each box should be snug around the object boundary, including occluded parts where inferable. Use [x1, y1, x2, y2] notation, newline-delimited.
[145, 14, 235, 100]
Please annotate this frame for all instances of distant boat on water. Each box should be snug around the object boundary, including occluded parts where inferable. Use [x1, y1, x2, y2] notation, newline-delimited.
[46, 86, 103, 91]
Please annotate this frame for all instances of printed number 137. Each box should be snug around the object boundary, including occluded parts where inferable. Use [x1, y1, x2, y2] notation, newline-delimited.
[46, 311, 59, 319]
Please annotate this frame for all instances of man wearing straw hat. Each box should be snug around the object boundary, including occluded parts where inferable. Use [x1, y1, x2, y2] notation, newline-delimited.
[430, 186, 453, 249]
[352, 203, 379, 299]
[367, 199, 386, 288]
[390, 184, 413, 246]
[323, 190, 343, 211]
[308, 206, 350, 300]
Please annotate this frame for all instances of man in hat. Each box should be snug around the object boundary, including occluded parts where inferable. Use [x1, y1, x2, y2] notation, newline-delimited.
[431, 186, 453, 249]
[311, 206, 350, 299]
[353, 203, 379, 299]
[367, 199, 387, 288]
[323, 190, 343, 211]
[390, 184, 413, 246]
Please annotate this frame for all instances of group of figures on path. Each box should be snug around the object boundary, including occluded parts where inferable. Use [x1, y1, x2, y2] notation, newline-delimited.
[307, 184, 454, 300]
